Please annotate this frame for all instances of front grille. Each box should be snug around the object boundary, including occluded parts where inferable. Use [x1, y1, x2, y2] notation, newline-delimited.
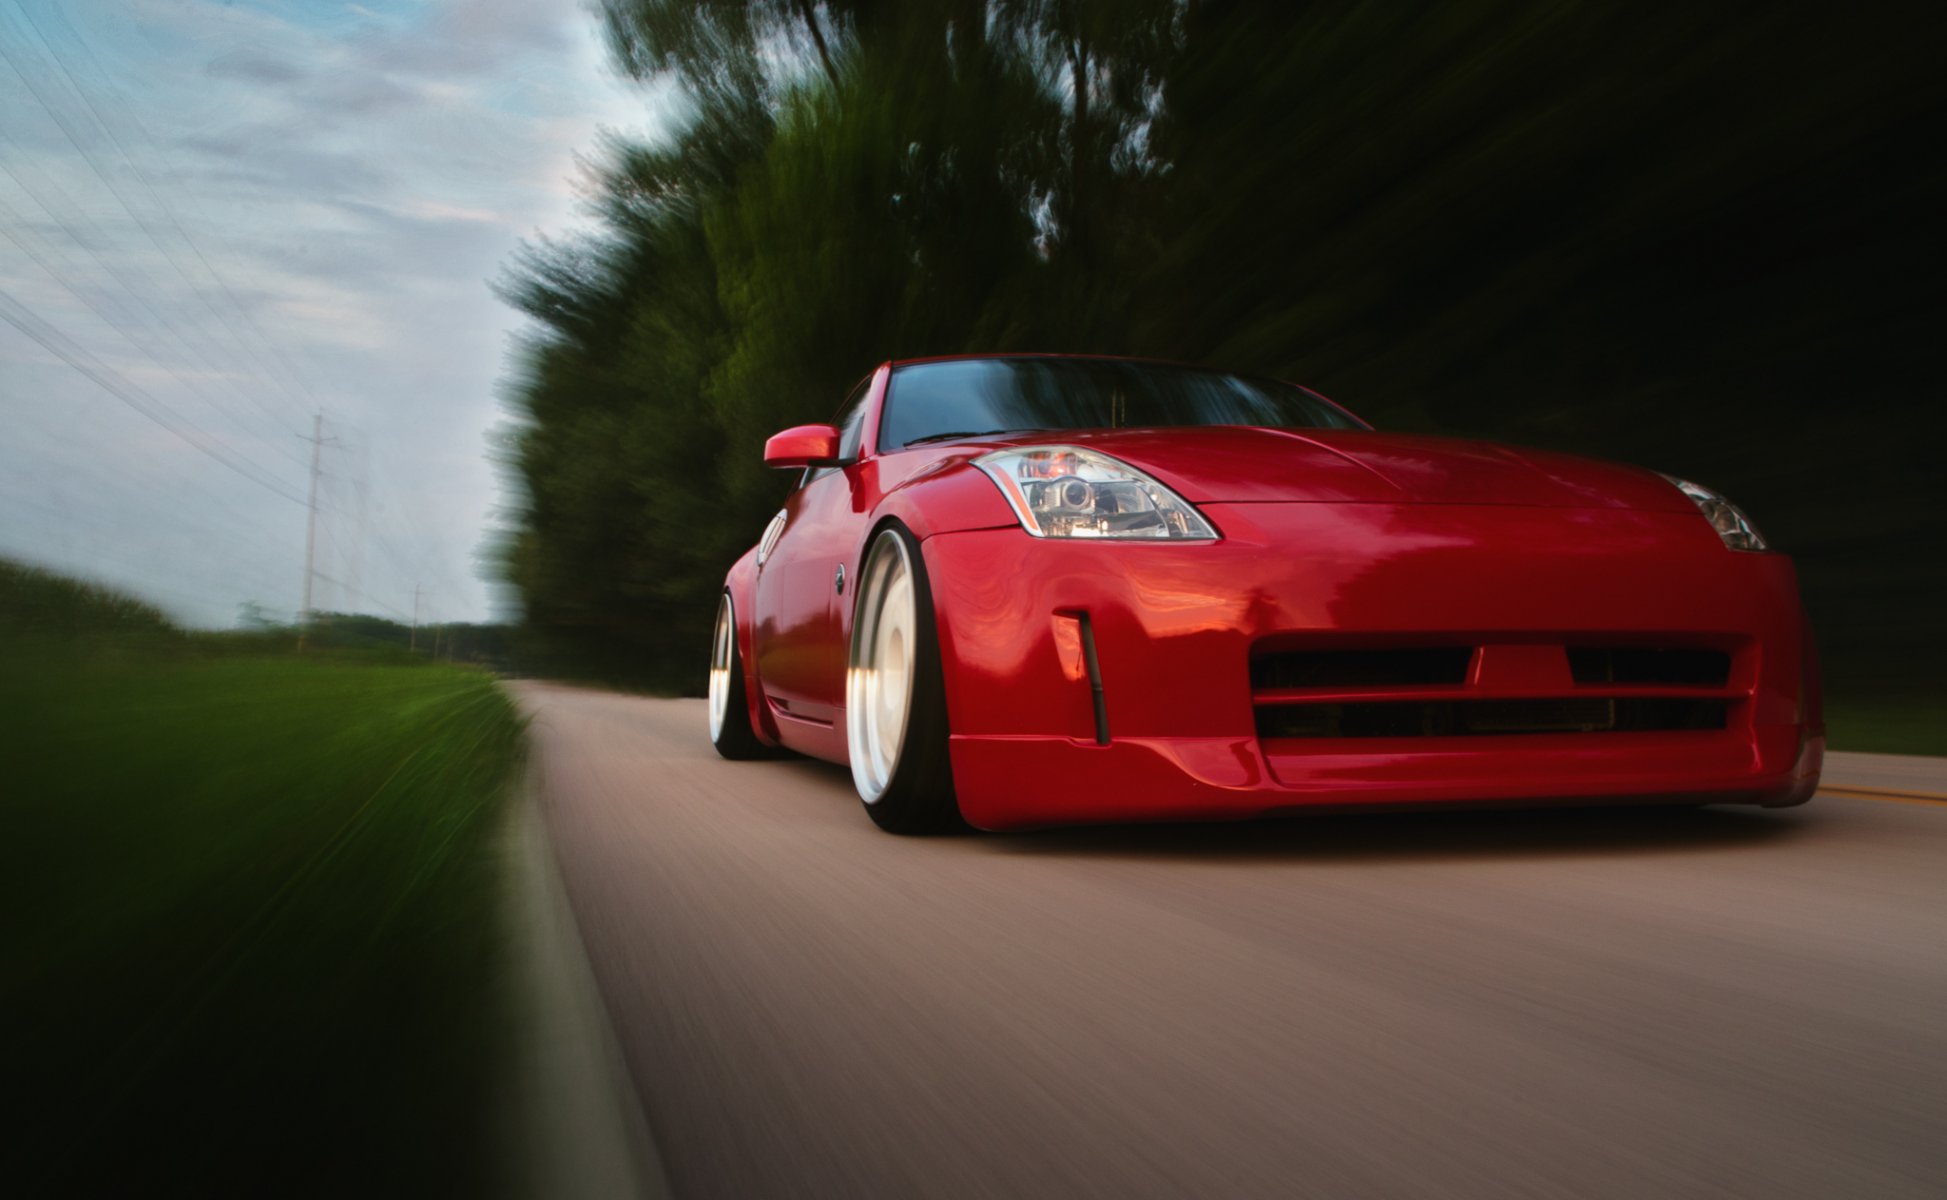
[1256, 698, 1729, 739]
[1250, 647, 1473, 690]
[1567, 646, 1731, 687]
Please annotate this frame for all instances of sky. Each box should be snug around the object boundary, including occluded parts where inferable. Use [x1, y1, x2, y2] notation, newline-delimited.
[0, 0, 664, 627]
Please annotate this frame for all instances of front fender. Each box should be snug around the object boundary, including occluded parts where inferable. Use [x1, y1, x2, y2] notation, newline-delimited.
[871, 457, 1017, 542]
[723, 546, 783, 747]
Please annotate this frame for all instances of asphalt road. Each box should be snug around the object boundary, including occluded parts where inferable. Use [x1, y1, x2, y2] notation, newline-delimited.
[511, 683, 1947, 1199]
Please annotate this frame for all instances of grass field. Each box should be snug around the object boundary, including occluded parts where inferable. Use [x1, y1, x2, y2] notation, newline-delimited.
[2, 565, 526, 1197]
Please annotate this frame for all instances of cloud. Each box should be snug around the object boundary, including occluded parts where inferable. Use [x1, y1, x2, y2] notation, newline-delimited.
[204, 49, 307, 86]
[401, 199, 508, 225]
[0, 0, 668, 626]
[176, 130, 396, 194]
[369, 0, 575, 81]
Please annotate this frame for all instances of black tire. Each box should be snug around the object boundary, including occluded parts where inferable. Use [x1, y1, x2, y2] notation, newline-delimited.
[846, 523, 961, 834]
[708, 592, 771, 760]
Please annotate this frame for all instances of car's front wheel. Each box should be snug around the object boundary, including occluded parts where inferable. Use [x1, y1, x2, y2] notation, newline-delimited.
[846, 524, 959, 833]
[707, 592, 770, 760]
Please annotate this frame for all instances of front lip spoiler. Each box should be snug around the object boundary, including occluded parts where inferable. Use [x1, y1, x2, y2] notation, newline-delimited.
[945, 731, 1816, 831]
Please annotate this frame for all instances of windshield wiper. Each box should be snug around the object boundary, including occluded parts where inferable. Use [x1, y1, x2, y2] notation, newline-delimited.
[903, 427, 1048, 446]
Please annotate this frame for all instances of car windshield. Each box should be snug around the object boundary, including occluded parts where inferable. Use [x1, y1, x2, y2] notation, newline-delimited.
[878, 357, 1364, 451]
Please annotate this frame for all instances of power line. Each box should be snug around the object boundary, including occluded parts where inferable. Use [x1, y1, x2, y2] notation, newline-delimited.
[0, 203, 314, 473]
[0, 385, 313, 554]
[0, 472, 299, 571]
[314, 572, 414, 624]
[0, 6, 487, 629]
[0, 18, 316, 431]
[18, 0, 330, 422]
[0, 286, 310, 506]
[0, 152, 313, 467]
[0, 416, 305, 584]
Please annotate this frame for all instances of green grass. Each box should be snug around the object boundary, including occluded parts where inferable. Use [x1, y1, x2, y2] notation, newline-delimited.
[1, 565, 526, 1197]
[1824, 696, 1947, 758]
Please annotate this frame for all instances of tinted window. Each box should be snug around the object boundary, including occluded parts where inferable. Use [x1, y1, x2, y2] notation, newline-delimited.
[879, 358, 1364, 451]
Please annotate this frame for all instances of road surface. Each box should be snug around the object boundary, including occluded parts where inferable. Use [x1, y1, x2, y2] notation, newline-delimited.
[511, 683, 1947, 1199]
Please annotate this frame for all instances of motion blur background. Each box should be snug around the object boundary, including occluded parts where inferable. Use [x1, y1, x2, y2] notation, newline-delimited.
[1, 1, 1939, 712]
[502, 0, 1945, 723]
[5, 3, 1943, 1194]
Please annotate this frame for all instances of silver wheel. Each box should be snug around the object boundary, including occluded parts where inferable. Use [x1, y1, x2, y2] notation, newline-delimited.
[847, 531, 918, 803]
[707, 593, 734, 743]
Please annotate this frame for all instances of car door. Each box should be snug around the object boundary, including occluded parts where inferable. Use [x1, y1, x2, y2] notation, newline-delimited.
[753, 374, 879, 725]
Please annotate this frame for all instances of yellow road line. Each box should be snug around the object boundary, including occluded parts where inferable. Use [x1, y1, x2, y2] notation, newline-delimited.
[1819, 785, 1947, 805]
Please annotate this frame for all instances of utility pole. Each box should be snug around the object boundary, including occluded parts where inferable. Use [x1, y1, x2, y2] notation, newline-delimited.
[298, 412, 324, 650]
[411, 583, 421, 653]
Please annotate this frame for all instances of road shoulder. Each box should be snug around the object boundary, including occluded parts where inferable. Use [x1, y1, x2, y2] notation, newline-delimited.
[504, 751, 669, 1200]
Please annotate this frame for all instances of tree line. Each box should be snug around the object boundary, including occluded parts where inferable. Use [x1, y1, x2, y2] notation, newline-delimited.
[498, 0, 1944, 696]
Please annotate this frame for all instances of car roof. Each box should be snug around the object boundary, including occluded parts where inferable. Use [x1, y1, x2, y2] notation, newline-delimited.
[886, 352, 1206, 370]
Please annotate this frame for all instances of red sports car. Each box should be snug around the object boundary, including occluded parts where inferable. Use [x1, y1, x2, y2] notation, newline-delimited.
[708, 355, 1823, 833]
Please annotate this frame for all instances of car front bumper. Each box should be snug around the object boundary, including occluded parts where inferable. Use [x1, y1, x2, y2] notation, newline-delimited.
[921, 502, 1823, 831]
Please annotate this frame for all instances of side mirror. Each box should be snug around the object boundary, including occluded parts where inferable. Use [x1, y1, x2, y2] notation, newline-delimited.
[763, 423, 841, 469]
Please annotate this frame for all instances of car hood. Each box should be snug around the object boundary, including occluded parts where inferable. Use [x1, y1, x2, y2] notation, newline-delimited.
[972, 426, 1692, 511]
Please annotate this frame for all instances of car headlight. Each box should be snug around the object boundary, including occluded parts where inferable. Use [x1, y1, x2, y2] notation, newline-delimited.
[1660, 474, 1767, 551]
[972, 446, 1219, 540]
